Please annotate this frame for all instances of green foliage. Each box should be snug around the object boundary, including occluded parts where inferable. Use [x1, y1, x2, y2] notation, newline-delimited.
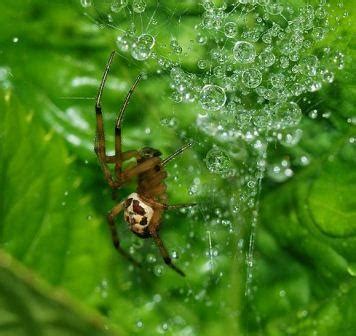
[0, 250, 117, 336]
[0, 0, 355, 335]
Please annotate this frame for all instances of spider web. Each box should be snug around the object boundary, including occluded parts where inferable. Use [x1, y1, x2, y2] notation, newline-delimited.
[65, 0, 345, 334]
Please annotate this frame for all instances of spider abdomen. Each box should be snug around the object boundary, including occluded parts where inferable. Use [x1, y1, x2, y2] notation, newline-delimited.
[124, 193, 154, 237]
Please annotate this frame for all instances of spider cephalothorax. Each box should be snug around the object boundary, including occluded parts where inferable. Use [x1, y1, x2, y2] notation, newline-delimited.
[138, 147, 162, 161]
[94, 51, 195, 276]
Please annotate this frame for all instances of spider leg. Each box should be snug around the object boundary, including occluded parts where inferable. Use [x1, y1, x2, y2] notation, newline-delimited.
[119, 157, 161, 185]
[138, 196, 196, 211]
[152, 233, 185, 277]
[95, 51, 117, 188]
[107, 201, 141, 268]
[115, 74, 142, 176]
[165, 203, 197, 210]
[161, 143, 193, 166]
[106, 150, 140, 164]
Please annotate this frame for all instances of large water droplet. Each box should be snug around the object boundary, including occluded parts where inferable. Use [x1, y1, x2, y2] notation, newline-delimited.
[273, 101, 302, 128]
[205, 148, 232, 175]
[131, 34, 155, 61]
[199, 84, 226, 111]
[258, 49, 276, 67]
[233, 41, 256, 64]
[242, 68, 262, 88]
[224, 22, 237, 38]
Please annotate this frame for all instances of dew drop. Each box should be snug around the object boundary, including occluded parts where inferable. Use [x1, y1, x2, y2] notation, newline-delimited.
[197, 59, 208, 69]
[111, 0, 128, 12]
[267, 158, 293, 182]
[270, 73, 285, 88]
[199, 84, 226, 111]
[266, 1, 283, 15]
[278, 128, 303, 147]
[81, 0, 92, 8]
[205, 147, 231, 175]
[273, 101, 302, 129]
[233, 41, 256, 64]
[170, 39, 182, 54]
[224, 22, 237, 38]
[116, 34, 130, 52]
[132, 0, 146, 13]
[131, 34, 155, 61]
[153, 265, 164, 276]
[258, 49, 276, 67]
[242, 68, 262, 88]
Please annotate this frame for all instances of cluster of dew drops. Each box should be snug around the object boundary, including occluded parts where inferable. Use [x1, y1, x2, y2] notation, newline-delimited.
[81, 0, 346, 183]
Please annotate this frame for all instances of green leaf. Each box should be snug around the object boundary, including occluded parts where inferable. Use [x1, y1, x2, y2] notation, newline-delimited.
[0, 249, 118, 336]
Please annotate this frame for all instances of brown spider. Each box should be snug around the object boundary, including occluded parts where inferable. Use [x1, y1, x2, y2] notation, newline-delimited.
[94, 51, 195, 276]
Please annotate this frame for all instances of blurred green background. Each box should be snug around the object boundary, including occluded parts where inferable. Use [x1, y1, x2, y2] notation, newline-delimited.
[0, 0, 355, 335]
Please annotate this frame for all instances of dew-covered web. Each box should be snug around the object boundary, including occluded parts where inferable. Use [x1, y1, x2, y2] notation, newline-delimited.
[73, 0, 348, 333]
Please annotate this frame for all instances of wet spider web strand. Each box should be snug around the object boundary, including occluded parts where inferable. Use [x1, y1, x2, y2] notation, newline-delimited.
[244, 144, 266, 298]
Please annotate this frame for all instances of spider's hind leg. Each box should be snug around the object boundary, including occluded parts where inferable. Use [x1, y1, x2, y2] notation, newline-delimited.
[152, 233, 185, 277]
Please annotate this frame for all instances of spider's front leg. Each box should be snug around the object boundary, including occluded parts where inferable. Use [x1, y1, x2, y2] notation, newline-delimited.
[94, 51, 117, 188]
[107, 201, 141, 268]
[152, 232, 185, 277]
[165, 203, 197, 210]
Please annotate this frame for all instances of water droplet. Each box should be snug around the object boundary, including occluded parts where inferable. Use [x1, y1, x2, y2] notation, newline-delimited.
[81, 0, 92, 8]
[131, 34, 155, 61]
[299, 155, 310, 166]
[300, 55, 319, 76]
[278, 128, 303, 147]
[273, 101, 302, 129]
[111, 0, 128, 12]
[153, 265, 164, 276]
[116, 34, 130, 52]
[270, 73, 285, 88]
[233, 41, 256, 64]
[205, 147, 232, 175]
[321, 69, 334, 83]
[242, 68, 262, 88]
[146, 254, 157, 263]
[197, 59, 208, 69]
[199, 84, 226, 111]
[170, 39, 182, 54]
[266, 1, 283, 15]
[332, 51, 344, 70]
[308, 109, 318, 119]
[132, 0, 146, 13]
[258, 49, 276, 67]
[202, 0, 214, 11]
[268, 158, 293, 182]
[224, 22, 237, 38]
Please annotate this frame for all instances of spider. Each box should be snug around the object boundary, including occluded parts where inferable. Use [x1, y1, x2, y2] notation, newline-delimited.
[94, 51, 195, 277]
